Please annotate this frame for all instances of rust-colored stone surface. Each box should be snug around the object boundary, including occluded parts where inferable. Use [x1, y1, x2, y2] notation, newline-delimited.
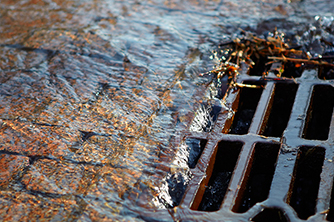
[0, 154, 29, 187]
[0, 191, 80, 221]
[21, 158, 99, 195]
[0, 0, 211, 219]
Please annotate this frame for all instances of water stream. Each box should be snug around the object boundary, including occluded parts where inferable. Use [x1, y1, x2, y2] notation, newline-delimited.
[0, 0, 333, 221]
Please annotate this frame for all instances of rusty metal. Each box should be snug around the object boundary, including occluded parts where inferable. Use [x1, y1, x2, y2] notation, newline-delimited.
[142, 63, 334, 221]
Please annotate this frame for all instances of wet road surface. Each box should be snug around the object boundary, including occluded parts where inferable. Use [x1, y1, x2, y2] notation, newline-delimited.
[0, 0, 333, 221]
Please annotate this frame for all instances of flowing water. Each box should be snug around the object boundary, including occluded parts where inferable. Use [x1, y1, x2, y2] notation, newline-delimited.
[0, 0, 333, 221]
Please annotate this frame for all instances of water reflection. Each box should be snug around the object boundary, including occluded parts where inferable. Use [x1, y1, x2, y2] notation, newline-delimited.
[0, 0, 333, 220]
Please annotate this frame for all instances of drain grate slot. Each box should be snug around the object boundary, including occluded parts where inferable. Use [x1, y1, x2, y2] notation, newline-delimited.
[281, 62, 304, 78]
[288, 146, 325, 220]
[261, 83, 298, 137]
[190, 103, 222, 132]
[248, 55, 270, 76]
[251, 208, 288, 222]
[233, 143, 280, 213]
[185, 138, 208, 169]
[303, 85, 334, 140]
[318, 51, 334, 79]
[197, 141, 243, 212]
[229, 81, 265, 135]
[160, 138, 207, 208]
[327, 177, 334, 221]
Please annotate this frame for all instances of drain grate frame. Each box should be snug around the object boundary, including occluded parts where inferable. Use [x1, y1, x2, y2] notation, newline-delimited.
[148, 65, 334, 220]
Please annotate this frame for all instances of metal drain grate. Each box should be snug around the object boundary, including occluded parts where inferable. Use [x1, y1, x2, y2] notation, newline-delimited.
[152, 67, 334, 221]
[156, 67, 334, 221]
[144, 36, 334, 221]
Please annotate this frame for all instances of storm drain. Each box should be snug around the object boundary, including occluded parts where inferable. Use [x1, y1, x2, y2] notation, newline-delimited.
[155, 71, 334, 221]
[147, 38, 334, 221]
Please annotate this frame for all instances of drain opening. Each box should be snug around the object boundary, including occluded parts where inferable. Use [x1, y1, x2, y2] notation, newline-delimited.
[302, 85, 334, 140]
[161, 171, 193, 208]
[260, 83, 298, 137]
[251, 208, 288, 222]
[196, 141, 243, 212]
[281, 61, 304, 78]
[214, 74, 230, 99]
[185, 138, 208, 169]
[159, 138, 207, 208]
[326, 175, 334, 221]
[248, 54, 271, 76]
[318, 50, 334, 80]
[190, 103, 222, 132]
[233, 143, 280, 213]
[229, 81, 265, 135]
[288, 146, 325, 220]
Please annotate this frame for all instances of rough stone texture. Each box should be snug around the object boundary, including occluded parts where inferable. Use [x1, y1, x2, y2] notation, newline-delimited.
[0, 154, 29, 188]
[0, 191, 81, 221]
[0, 120, 76, 157]
[21, 159, 99, 195]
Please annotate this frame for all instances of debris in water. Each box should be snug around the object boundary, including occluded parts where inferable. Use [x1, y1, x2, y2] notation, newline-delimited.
[200, 29, 334, 89]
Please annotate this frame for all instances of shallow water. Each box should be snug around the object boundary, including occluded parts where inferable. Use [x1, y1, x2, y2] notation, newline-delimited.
[0, 0, 333, 221]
